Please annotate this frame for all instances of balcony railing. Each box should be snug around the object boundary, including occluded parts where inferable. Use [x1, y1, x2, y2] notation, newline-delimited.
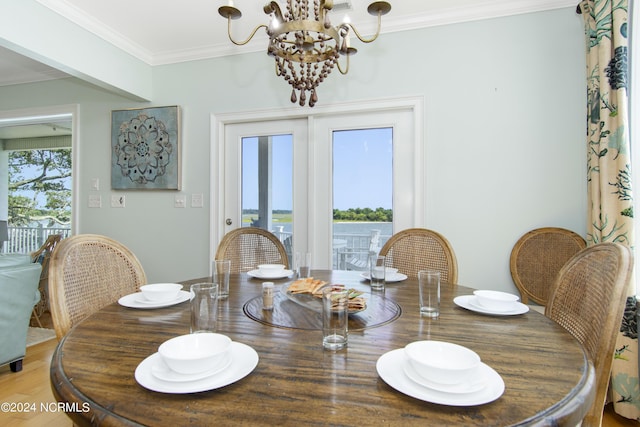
[2, 226, 71, 254]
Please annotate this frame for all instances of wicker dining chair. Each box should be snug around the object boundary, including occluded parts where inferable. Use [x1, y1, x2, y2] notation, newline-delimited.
[215, 227, 290, 274]
[510, 227, 586, 309]
[48, 234, 147, 340]
[378, 228, 458, 283]
[545, 242, 632, 427]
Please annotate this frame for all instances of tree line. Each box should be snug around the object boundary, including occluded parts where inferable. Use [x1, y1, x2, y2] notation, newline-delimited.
[333, 207, 392, 222]
[242, 207, 393, 222]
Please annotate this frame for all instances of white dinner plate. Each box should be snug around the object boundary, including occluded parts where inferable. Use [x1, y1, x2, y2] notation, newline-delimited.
[135, 342, 259, 393]
[118, 290, 190, 309]
[454, 295, 529, 316]
[247, 269, 294, 279]
[360, 272, 408, 283]
[151, 353, 233, 383]
[376, 349, 504, 406]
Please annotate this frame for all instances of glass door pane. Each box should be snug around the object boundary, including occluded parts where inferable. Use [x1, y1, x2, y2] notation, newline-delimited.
[241, 134, 293, 265]
[332, 128, 393, 270]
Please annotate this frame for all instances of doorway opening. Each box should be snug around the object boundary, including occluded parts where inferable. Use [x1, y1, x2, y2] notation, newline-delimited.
[0, 106, 77, 253]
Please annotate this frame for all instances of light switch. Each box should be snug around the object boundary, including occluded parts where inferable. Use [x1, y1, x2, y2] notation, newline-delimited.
[175, 195, 186, 208]
[91, 178, 100, 191]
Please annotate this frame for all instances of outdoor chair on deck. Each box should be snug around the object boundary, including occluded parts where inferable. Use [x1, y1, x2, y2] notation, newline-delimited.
[545, 242, 632, 427]
[510, 227, 586, 313]
[378, 228, 458, 283]
[30, 234, 63, 327]
[344, 229, 381, 271]
[48, 234, 147, 340]
[215, 227, 289, 274]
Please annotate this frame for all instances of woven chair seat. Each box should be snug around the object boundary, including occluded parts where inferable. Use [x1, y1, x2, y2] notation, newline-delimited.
[49, 234, 147, 340]
[510, 227, 586, 306]
[378, 228, 458, 283]
[215, 227, 289, 274]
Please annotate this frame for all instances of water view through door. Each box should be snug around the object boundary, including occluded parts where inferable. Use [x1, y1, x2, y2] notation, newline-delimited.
[332, 128, 393, 270]
[239, 127, 394, 270]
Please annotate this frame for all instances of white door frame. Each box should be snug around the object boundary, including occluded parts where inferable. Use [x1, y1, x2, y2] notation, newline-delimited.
[210, 96, 425, 264]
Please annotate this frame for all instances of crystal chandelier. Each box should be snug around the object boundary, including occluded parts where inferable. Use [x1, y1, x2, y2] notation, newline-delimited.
[219, 1, 391, 107]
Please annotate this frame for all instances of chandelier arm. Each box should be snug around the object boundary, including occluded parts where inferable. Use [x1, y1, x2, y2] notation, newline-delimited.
[226, 20, 269, 46]
[346, 12, 383, 44]
[336, 53, 350, 75]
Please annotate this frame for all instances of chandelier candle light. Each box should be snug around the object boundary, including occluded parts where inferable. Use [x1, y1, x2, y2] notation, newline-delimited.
[218, 0, 391, 107]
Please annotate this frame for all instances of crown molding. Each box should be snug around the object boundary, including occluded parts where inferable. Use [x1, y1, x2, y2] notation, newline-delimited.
[37, 0, 577, 67]
[36, 0, 154, 64]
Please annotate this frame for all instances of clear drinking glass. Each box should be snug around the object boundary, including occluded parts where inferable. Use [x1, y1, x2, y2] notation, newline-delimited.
[296, 252, 311, 278]
[190, 282, 219, 333]
[418, 270, 440, 318]
[369, 254, 386, 290]
[322, 287, 349, 350]
[213, 259, 231, 299]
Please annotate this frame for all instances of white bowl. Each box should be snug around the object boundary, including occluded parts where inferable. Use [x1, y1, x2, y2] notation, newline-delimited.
[140, 283, 182, 302]
[258, 264, 285, 275]
[158, 333, 232, 375]
[404, 340, 481, 385]
[385, 267, 398, 274]
[473, 290, 519, 312]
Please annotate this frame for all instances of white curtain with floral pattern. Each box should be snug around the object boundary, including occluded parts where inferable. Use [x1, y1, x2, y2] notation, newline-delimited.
[579, 0, 638, 420]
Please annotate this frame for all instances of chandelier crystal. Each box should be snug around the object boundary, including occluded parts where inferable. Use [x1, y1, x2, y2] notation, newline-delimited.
[219, 0, 391, 107]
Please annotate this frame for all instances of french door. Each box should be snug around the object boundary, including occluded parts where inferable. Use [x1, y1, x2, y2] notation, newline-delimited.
[216, 102, 421, 269]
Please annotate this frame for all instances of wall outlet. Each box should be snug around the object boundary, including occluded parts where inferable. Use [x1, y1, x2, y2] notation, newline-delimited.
[191, 193, 203, 208]
[111, 195, 126, 208]
[88, 195, 101, 208]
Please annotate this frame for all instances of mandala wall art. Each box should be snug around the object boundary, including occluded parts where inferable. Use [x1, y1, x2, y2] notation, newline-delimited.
[111, 105, 181, 190]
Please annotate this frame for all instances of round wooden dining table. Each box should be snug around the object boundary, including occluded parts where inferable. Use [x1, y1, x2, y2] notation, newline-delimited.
[50, 270, 595, 426]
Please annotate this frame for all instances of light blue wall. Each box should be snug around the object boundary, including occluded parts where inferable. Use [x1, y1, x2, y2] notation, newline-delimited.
[0, 7, 586, 292]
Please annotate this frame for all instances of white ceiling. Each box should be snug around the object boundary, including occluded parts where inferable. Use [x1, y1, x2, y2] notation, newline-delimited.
[0, 0, 576, 138]
[0, 0, 575, 88]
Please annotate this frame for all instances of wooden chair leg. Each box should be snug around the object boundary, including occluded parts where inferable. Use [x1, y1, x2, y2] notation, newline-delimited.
[10, 359, 23, 372]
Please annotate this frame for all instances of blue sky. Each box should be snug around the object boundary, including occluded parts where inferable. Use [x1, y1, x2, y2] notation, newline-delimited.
[242, 128, 392, 210]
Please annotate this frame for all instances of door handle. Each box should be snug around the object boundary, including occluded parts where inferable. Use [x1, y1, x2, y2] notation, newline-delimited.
[226, 218, 233, 226]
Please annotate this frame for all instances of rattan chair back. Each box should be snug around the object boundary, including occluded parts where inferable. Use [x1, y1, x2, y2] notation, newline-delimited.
[545, 242, 632, 427]
[378, 228, 458, 283]
[215, 227, 290, 273]
[510, 227, 586, 305]
[48, 234, 147, 340]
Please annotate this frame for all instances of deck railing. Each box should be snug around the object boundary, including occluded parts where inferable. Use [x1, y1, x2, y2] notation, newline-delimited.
[2, 225, 389, 268]
[271, 227, 390, 270]
[2, 226, 71, 254]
